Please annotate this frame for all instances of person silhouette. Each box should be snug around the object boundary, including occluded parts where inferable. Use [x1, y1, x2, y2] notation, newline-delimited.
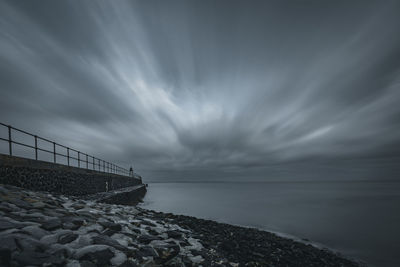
[129, 166, 133, 177]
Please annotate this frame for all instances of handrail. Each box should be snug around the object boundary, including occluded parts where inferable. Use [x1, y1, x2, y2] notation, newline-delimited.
[0, 122, 132, 177]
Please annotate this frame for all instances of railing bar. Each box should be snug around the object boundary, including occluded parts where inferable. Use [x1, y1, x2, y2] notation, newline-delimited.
[8, 141, 36, 150]
[4, 125, 35, 137]
[8, 125, 12, 156]
[34, 135, 38, 160]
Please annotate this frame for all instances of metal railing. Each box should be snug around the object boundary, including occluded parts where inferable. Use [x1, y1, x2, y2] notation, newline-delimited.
[0, 122, 131, 177]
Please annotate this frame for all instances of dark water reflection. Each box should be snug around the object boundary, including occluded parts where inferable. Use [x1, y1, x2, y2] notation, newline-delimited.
[140, 181, 400, 267]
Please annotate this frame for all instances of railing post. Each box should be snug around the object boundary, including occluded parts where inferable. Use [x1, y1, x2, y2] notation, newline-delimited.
[86, 154, 88, 169]
[53, 142, 56, 163]
[98, 159, 100, 171]
[103, 161, 105, 172]
[78, 151, 80, 168]
[8, 125, 12, 156]
[34, 135, 38, 160]
[67, 148, 70, 166]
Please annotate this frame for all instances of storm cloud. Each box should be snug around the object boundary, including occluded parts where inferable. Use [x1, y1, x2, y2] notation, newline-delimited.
[1, 0, 400, 181]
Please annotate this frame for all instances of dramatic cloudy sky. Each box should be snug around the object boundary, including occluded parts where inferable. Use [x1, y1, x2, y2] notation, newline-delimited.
[1, 0, 400, 181]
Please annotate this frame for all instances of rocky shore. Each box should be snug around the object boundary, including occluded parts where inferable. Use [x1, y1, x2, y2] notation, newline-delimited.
[0, 184, 361, 266]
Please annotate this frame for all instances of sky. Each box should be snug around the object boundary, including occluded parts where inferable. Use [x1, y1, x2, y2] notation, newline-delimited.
[1, 0, 400, 181]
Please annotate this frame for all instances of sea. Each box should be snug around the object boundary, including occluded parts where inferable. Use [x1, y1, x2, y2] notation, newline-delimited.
[139, 181, 400, 267]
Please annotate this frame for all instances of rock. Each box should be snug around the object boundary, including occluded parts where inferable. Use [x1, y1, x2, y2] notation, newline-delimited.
[13, 251, 65, 266]
[32, 201, 46, 209]
[118, 260, 139, 267]
[153, 244, 180, 264]
[63, 222, 81, 230]
[137, 246, 158, 258]
[59, 233, 79, 244]
[0, 220, 17, 231]
[80, 260, 97, 267]
[190, 255, 204, 264]
[0, 234, 18, 251]
[140, 220, 157, 227]
[138, 234, 160, 244]
[41, 218, 62, 231]
[21, 225, 49, 240]
[9, 198, 33, 210]
[47, 243, 73, 258]
[166, 230, 183, 239]
[0, 248, 11, 266]
[110, 250, 127, 266]
[99, 221, 122, 231]
[101, 228, 118, 236]
[15, 236, 48, 252]
[74, 245, 115, 265]
[92, 235, 128, 252]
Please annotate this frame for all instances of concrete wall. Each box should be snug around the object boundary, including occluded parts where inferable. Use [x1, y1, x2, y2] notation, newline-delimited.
[0, 154, 142, 196]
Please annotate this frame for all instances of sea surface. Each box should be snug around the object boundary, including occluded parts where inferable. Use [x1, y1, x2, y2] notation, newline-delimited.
[139, 181, 400, 267]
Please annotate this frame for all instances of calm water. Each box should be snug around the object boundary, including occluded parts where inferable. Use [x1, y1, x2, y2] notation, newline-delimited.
[139, 181, 400, 267]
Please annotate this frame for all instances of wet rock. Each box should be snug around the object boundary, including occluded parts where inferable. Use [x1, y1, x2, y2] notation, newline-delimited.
[140, 220, 157, 227]
[110, 250, 127, 266]
[153, 243, 180, 264]
[0, 220, 17, 231]
[21, 225, 49, 240]
[137, 246, 158, 258]
[79, 260, 97, 267]
[41, 218, 62, 231]
[99, 221, 122, 231]
[101, 228, 118, 236]
[15, 236, 48, 252]
[13, 251, 65, 266]
[63, 222, 81, 230]
[166, 230, 183, 239]
[92, 235, 127, 252]
[118, 260, 139, 267]
[138, 234, 160, 244]
[59, 232, 79, 244]
[74, 245, 115, 265]
[0, 248, 11, 266]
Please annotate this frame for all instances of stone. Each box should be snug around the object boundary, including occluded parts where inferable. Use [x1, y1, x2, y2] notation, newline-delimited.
[15, 236, 48, 252]
[110, 250, 127, 266]
[118, 260, 139, 267]
[166, 230, 183, 239]
[13, 251, 65, 266]
[59, 233, 79, 244]
[92, 235, 128, 252]
[41, 218, 62, 231]
[138, 234, 160, 244]
[137, 246, 158, 258]
[153, 244, 180, 264]
[32, 201, 46, 209]
[74, 245, 115, 265]
[0, 248, 11, 266]
[0, 220, 17, 231]
[0, 234, 18, 251]
[9, 198, 33, 210]
[101, 228, 117, 236]
[21, 225, 49, 240]
[140, 220, 157, 227]
[80, 260, 97, 267]
[63, 222, 81, 230]
[99, 221, 122, 231]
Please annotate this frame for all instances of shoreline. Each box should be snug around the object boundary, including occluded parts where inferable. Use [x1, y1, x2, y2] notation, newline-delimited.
[0, 184, 363, 266]
[139, 207, 363, 267]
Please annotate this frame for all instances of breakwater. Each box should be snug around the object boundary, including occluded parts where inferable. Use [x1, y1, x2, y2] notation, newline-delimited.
[0, 154, 143, 196]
